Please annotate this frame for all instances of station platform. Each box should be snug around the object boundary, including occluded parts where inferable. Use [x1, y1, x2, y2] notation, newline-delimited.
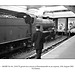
[42, 35, 75, 59]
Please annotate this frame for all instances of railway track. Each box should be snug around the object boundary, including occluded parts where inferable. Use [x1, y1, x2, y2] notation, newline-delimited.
[0, 35, 69, 59]
[11, 36, 68, 59]
[26, 36, 68, 59]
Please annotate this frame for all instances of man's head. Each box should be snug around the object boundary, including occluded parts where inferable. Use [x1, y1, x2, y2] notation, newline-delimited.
[35, 25, 40, 31]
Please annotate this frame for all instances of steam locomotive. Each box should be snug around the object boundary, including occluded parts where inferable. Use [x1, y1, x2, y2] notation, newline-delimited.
[0, 12, 56, 54]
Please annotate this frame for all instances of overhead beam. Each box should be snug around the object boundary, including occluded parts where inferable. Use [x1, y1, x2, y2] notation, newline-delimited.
[43, 10, 70, 14]
[64, 6, 75, 14]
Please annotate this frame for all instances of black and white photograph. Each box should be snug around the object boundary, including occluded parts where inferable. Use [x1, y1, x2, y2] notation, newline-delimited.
[0, 5, 75, 59]
[0, 0, 75, 75]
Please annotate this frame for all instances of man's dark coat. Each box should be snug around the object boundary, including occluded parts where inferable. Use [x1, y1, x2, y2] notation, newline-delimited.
[32, 31, 44, 50]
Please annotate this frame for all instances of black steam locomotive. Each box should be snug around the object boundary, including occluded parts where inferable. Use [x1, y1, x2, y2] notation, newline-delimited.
[0, 12, 56, 54]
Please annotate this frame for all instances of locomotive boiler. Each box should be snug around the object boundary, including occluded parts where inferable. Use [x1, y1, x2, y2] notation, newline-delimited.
[33, 17, 56, 41]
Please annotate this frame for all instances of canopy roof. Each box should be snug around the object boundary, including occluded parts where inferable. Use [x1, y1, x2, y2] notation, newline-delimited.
[0, 5, 75, 18]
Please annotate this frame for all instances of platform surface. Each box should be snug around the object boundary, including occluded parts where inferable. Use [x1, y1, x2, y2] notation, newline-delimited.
[42, 35, 75, 59]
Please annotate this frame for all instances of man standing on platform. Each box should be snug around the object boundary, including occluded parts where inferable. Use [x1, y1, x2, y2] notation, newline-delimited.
[32, 25, 45, 59]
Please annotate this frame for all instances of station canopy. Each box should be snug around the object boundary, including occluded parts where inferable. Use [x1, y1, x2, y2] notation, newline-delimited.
[0, 5, 75, 18]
